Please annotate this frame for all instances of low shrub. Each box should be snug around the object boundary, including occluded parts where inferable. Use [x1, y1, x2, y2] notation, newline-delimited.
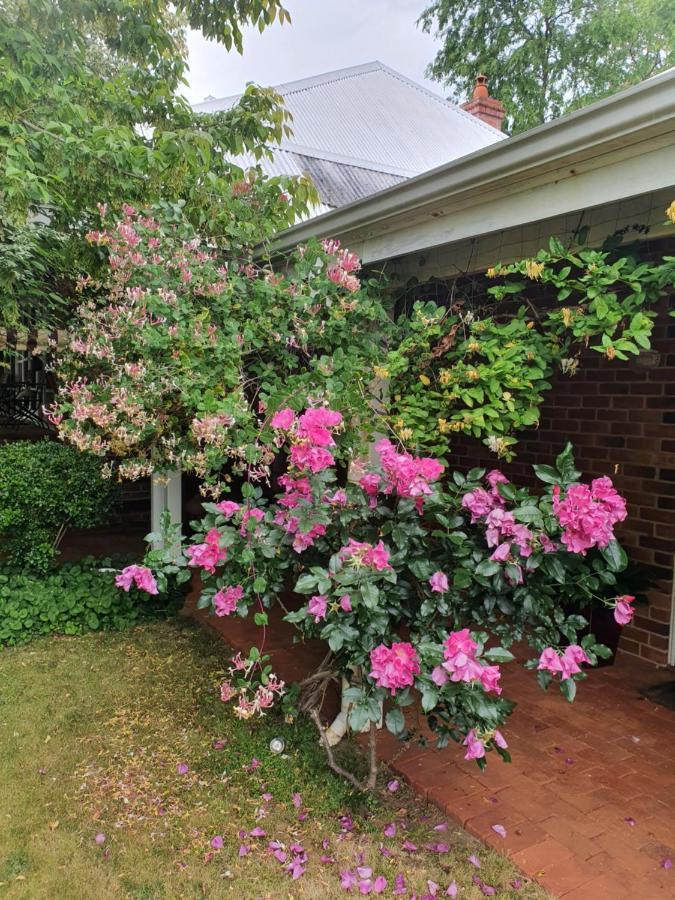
[0, 556, 179, 646]
[0, 440, 117, 572]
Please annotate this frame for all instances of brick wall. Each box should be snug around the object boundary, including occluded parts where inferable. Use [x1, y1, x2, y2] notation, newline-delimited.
[450, 300, 675, 667]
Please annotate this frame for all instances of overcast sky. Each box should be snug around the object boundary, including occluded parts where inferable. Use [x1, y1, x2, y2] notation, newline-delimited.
[184, 0, 445, 104]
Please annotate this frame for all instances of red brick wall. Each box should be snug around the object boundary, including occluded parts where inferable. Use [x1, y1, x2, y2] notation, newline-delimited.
[450, 302, 675, 667]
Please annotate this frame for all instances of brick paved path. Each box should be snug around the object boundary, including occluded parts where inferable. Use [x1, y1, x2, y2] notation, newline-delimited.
[186, 588, 675, 899]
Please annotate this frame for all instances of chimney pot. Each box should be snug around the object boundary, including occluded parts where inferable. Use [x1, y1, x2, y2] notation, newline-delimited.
[460, 75, 506, 131]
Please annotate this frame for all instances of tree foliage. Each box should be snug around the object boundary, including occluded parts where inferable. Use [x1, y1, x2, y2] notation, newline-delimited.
[418, 0, 674, 132]
[0, 0, 315, 327]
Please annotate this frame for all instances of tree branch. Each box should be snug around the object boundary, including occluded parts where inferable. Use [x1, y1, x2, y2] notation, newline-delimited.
[310, 708, 366, 792]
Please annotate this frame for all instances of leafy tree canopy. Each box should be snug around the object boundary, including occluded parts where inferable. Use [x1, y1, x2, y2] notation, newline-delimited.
[0, 0, 316, 327]
[418, 0, 674, 133]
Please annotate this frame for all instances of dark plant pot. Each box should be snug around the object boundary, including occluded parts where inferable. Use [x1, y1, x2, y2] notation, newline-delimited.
[587, 605, 622, 667]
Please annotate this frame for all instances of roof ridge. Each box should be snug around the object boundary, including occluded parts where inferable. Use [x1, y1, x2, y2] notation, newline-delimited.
[373, 62, 505, 136]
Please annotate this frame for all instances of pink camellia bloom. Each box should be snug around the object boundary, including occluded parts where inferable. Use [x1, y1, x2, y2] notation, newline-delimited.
[115, 564, 159, 595]
[307, 595, 328, 623]
[296, 407, 343, 446]
[461, 488, 498, 522]
[339, 538, 392, 571]
[216, 499, 240, 518]
[270, 407, 296, 429]
[463, 729, 486, 760]
[489, 542, 512, 562]
[560, 644, 590, 680]
[289, 444, 335, 473]
[429, 571, 449, 593]
[185, 530, 227, 574]
[539, 533, 557, 553]
[537, 647, 563, 675]
[369, 642, 420, 694]
[240, 507, 265, 536]
[214, 584, 244, 616]
[614, 594, 635, 625]
[493, 729, 508, 749]
[479, 665, 502, 695]
[339, 594, 353, 612]
[552, 477, 627, 555]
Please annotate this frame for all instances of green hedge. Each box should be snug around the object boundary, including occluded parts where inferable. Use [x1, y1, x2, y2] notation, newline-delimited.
[0, 440, 117, 572]
[0, 556, 181, 646]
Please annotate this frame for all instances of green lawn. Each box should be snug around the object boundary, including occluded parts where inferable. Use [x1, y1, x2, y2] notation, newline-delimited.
[0, 620, 545, 898]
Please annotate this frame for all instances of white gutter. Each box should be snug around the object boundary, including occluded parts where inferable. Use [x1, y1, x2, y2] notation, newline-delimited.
[271, 68, 675, 255]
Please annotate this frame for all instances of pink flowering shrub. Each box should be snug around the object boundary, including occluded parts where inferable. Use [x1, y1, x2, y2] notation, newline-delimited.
[139, 428, 632, 784]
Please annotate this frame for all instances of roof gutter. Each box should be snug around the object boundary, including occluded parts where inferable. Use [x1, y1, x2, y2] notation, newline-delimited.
[270, 68, 675, 253]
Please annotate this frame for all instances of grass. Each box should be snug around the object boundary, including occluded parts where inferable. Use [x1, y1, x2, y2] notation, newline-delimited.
[0, 620, 546, 898]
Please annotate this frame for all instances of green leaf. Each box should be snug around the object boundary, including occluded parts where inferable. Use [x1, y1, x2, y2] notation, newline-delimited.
[600, 540, 627, 572]
[385, 708, 405, 735]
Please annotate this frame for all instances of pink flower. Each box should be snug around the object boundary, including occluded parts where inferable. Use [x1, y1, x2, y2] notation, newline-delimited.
[374, 439, 444, 509]
[463, 729, 486, 760]
[478, 665, 502, 695]
[339, 594, 352, 612]
[271, 407, 296, 429]
[537, 647, 563, 675]
[185, 532, 227, 573]
[553, 478, 627, 555]
[493, 729, 508, 749]
[441, 630, 502, 694]
[289, 444, 335, 473]
[462, 488, 500, 522]
[327, 489, 348, 506]
[307, 595, 328, 623]
[359, 473, 381, 506]
[429, 571, 449, 593]
[369, 642, 420, 694]
[240, 507, 265, 536]
[214, 585, 244, 616]
[614, 594, 635, 625]
[216, 500, 240, 518]
[539, 533, 557, 553]
[560, 644, 590, 679]
[115, 564, 159, 595]
[297, 407, 343, 446]
[220, 680, 237, 702]
[339, 538, 392, 570]
[489, 542, 512, 562]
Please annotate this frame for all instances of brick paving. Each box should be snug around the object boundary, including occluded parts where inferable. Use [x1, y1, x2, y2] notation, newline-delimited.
[186, 587, 675, 899]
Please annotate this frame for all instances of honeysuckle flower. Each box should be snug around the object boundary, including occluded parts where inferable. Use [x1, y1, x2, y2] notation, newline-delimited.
[463, 730, 486, 760]
[614, 594, 635, 625]
[429, 571, 449, 593]
[369, 642, 420, 694]
[308, 595, 328, 622]
[115, 564, 158, 595]
[214, 585, 243, 616]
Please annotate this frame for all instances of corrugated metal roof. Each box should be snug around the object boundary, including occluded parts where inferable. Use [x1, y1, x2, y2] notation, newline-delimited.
[195, 61, 506, 212]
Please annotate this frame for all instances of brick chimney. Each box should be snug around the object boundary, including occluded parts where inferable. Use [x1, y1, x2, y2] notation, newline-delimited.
[460, 75, 505, 131]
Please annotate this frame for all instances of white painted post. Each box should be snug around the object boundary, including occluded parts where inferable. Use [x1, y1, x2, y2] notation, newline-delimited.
[150, 468, 182, 553]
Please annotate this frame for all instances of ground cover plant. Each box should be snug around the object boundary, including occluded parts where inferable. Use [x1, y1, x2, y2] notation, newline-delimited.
[0, 620, 544, 898]
[0, 556, 178, 646]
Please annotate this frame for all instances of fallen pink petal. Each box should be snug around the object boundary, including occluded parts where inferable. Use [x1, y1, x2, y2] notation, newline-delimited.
[446, 881, 458, 897]
[468, 853, 481, 868]
[491, 824, 507, 838]
[662, 858, 672, 870]
[176, 762, 189, 775]
[94, 833, 106, 845]
[384, 822, 396, 837]
[210, 835, 223, 850]
[387, 779, 400, 792]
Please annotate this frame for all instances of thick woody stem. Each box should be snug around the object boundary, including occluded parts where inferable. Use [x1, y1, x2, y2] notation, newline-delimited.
[309, 708, 369, 792]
